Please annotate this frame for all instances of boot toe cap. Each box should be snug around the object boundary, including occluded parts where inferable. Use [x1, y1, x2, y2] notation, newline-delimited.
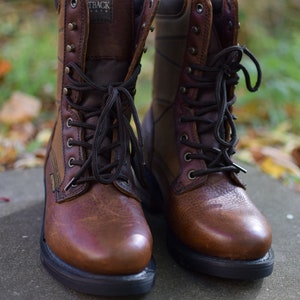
[169, 183, 272, 261]
[44, 185, 153, 275]
[46, 226, 152, 275]
[78, 233, 152, 275]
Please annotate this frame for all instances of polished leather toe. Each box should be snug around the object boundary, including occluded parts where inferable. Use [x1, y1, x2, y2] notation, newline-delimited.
[44, 183, 152, 275]
[168, 174, 272, 260]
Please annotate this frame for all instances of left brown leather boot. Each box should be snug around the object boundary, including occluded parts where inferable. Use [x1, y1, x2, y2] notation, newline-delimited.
[40, 0, 159, 296]
[142, 0, 274, 280]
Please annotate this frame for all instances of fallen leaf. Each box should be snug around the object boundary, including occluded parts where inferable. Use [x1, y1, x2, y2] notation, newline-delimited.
[13, 154, 44, 169]
[251, 146, 300, 179]
[260, 157, 291, 179]
[0, 144, 18, 167]
[35, 128, 52, 146]
[0, 59, 11, 79]
[10, 122, 36, 144]
[0, 91, 41, 124]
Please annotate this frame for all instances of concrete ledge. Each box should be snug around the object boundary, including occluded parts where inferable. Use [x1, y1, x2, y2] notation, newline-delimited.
[0, 168, 43, 218]
[0, 166, 299, 299]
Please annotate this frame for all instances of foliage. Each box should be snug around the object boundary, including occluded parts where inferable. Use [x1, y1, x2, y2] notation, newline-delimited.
[237, 0, 300, 132]
[0, 1, 57, 106]
[0, 0, 299, 191]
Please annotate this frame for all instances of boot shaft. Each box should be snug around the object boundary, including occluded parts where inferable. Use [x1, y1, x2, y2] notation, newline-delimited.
[47, 0, 159, 202]
[55, 0, 141, 106]
[153, 0, 239, 107]
[146, 0, 261, 191]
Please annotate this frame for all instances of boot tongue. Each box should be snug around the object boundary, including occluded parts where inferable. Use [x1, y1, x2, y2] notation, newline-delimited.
[211, 0, 223, 14]
[81, 0, 137, 166]
[85, 0, 135, 86]
[207, 0, 236, 61]
[197, 0, 236, 157]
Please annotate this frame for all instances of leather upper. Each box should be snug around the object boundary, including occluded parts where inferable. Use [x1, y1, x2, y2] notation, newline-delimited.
[143, 0, 272, 260]
[44, 0, 159, 275]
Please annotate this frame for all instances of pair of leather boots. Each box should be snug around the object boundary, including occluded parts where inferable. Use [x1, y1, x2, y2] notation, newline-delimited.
[41, 0, 274, 296]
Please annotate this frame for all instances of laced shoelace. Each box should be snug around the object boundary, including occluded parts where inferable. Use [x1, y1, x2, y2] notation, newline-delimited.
[64, 62, 145, 191]
[180, 45, 262, 178]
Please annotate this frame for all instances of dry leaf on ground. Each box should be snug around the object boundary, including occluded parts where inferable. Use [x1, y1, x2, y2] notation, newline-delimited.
[0, 59, 11, 80]
[0, 91, 41, 124]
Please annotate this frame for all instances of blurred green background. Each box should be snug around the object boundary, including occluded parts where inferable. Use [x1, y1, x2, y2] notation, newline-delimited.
[0, 0, 300, 130]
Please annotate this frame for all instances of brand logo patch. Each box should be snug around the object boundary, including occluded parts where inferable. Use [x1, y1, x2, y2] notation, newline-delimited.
[88, 0, 113, 22]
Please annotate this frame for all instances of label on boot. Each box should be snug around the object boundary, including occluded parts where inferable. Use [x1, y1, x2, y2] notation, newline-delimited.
[88, 0, 113, 22]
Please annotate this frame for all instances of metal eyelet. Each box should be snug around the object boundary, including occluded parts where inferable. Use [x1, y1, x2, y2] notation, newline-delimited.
[189, 47, 198, 55]
[196, 3, 203, 14]
[180, 86, 187, 94]
[70, 0, 78, 9]
[67, 138, 73, 148]
[192, 26, 200, 34]
[68, 157, 75, 168]
[184, 152, 192, 162]
[66, 44, 75, 53]
[188, 170, 196, 180]
[68, 22, 77, 31]
[63, 87, 71, 96]
[180, 134, 189, 143]
[228, 20, 233, 31]
[65, 66, 71, 75]
[66, 118, 73, 128]
[186, 66, 192, 74]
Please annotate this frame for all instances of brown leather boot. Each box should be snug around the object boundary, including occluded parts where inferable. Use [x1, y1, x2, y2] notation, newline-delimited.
[142, 0, 274, 279]
[40, 0, 159, 296]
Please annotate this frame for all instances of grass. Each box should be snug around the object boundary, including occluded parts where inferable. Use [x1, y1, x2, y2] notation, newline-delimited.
[236, 0, 300, 132]
[0, 1, 57, 107]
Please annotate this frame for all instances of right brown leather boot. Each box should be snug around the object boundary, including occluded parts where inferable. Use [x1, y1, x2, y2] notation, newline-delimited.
[40, 0, 159, 296]
[142, 0, 274, 280]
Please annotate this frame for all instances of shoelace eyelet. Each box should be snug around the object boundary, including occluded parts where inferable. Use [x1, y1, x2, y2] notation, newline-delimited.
[66, 118, 73, 128]
[66, 44, 75, 53]
[68, 22, 77, 31]
[196, 3, 203, 14]
[70, 0, 77, 9]
[192, 26, 200, 34]
[188, 170, 196, 180]
[186, 66, 193, 74]
[63, 87, 71, 96]
[68, 157, 75, 168]
[180, 134, 189, 143]
[67, 138, 73, 148]
[180, 86, 187, 94]
[184, 152, 192, 162]
[189, 47, 198, 55]
[65, 66, 71, 75]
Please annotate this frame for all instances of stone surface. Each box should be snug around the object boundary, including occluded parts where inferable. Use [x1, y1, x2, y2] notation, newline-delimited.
[0, 166, 299, 299]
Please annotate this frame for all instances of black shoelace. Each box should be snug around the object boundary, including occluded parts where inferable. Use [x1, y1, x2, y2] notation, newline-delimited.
[180, 45, 261, 178]
[63, 62, 144, 191]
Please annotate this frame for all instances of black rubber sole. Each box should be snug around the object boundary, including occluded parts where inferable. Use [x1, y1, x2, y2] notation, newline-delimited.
[40, 237, 156, 296]
[167, 231, 274, 280]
